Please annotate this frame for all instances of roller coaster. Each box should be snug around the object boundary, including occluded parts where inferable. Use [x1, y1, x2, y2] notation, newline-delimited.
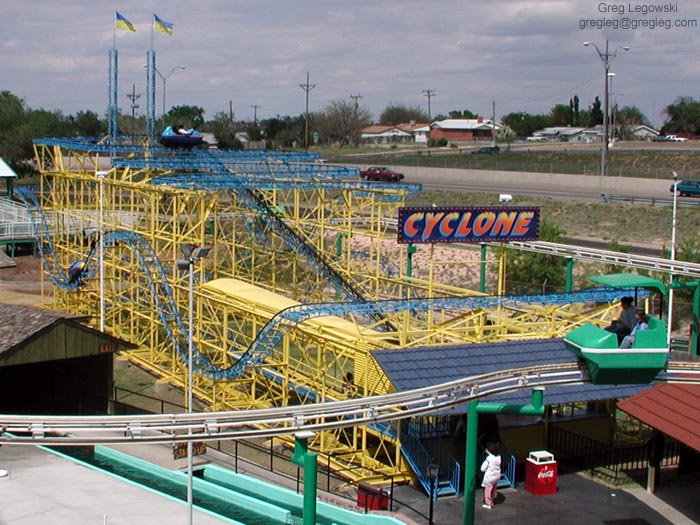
[14, 136, 700, 489]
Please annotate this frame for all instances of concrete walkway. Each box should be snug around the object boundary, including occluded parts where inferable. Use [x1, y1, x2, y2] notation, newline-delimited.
[0, 445, 233, 525]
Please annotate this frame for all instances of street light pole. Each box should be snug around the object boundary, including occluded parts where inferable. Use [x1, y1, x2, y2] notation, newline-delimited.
[154, 65, 186, 118]
[583, 40, 629, 176]
[608, 72, 616, 147]
[178, 244, 210, 525]
[668, 171, 679, 346]
[427, 463, 439, 525]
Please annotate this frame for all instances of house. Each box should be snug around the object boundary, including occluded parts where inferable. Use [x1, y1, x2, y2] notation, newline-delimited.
[531, 126, 598, 143]
[429, 118, 501, 144]
[359, 122, 429, 144]
[359, 125, 412, 144]
[629, 125, 659, 141]
[412, 124, 431, 144]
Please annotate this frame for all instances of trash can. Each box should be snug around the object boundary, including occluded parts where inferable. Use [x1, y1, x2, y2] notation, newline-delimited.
[525, 450, 557, 496]
[357, 482, 389, 511]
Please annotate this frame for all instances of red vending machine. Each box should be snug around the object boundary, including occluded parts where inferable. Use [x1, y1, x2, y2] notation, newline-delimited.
[525, 450, 557, 496]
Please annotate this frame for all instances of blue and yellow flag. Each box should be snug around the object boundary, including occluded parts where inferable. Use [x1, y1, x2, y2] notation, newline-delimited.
[115, 12, 136, 32]
[153, 14, 173, 35]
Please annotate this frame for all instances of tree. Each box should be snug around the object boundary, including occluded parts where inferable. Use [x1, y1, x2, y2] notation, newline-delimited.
[162, 105, 205, 130]
[497, 124, 515, 150]
[315, 99, 371, 146]
[506, 220, 566, 294]
[589, 96, 603, 126]
[379, 103, 427, 125]
[70, 110, 105, 137]
[614, 105, 651, 140]
[261, 114, 305, 147]
[205, 111, 241, 149]
[549, 104, 570, 127]
[501, 112, 551, 138]
[0, 91, 30, 169]
[448, 109, 478, 119]
[661, 96, 700, 135]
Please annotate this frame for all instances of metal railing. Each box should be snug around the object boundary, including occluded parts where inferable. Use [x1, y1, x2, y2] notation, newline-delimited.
[0, 197, 33, 242]
[548, 424, 681, 485]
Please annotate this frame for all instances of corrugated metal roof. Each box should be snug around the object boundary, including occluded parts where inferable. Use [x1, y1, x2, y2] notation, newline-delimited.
[371, 339, 647, 406]
[618, 383, 700, 452]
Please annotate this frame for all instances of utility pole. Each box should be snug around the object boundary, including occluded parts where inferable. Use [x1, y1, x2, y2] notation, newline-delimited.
[250, 105, 261, 127]
[422, 89, 435, 122]
[299, 72, 316, 151]
[491, 100, 497, 146]
[250, 105, 261, 143]
[126, 84, 141, 140]
[584, 39, 629, 175]
[350, 94, 363, 146]
[229, 100, 234, 128]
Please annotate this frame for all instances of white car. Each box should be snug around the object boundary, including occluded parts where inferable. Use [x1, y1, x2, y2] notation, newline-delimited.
[666, 135, 688, 142]
[526, 136, 547, 142]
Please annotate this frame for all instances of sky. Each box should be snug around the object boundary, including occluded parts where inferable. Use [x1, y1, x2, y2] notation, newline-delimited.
[1, 1, 699, 129]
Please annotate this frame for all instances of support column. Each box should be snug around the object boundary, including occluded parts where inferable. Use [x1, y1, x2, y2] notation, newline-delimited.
[463, 401, 478, 525]
[291, 431, 318, 525]
[479, 243, 487, 293]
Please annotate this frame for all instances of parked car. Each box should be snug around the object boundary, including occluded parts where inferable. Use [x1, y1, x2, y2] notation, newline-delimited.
[655, 135, 689, 142]
[471, 146, 500, 155]
[526, 136, 547, 142]
[671, 179, 700, 197]
[359, 166, 405, 182]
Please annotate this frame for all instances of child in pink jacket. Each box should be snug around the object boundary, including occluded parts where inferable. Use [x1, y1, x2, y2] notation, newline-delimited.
[480, 442, 502, 509]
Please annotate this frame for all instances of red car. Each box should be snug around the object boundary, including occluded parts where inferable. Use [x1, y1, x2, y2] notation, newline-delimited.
[360, 166, 405, 182]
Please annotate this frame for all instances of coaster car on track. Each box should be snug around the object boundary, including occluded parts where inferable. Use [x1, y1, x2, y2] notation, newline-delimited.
[160, 126, 205, 148]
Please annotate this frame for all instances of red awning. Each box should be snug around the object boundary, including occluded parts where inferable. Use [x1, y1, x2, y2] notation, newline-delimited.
[618, 383, 700, 452]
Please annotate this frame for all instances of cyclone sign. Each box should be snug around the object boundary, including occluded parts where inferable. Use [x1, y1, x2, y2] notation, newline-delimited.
[397, 206, 540, 244]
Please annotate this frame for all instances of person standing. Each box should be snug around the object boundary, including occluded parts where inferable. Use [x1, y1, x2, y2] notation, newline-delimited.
[480, 442, 502, 509]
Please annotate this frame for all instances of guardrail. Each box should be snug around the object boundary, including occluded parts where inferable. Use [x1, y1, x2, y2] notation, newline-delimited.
[600, 193, 700, 207]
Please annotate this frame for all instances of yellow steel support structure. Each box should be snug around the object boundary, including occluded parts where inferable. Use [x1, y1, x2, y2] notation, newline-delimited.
[30, 141, 617, 483]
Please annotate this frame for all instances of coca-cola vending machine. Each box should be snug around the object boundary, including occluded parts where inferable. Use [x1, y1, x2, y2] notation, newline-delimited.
[525, 451, 557, 496]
